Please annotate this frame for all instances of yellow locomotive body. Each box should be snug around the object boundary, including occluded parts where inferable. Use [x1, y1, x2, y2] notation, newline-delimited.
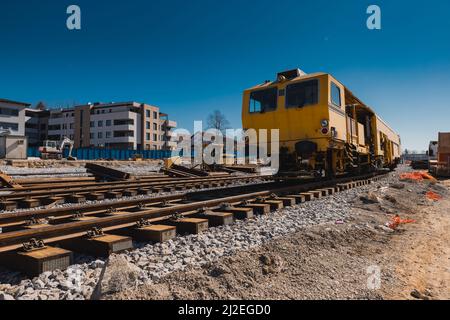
[242, 69, 400, 176]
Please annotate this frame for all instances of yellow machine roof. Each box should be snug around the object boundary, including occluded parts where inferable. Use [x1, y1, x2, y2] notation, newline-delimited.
[244, 72, 327, 92]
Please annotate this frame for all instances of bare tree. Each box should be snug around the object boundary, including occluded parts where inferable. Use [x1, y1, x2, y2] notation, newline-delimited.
[35, 101, 47, 110]
[206, 110, 230, 132]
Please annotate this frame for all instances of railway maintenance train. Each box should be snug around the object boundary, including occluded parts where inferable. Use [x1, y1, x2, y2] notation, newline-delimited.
[242, 68, 401, 177]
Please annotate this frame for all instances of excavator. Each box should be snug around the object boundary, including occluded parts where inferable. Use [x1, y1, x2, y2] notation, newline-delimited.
[39, 137, 77, 160]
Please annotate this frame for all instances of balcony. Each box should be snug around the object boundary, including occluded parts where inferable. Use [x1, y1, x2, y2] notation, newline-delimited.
[113, 130, 134, 138]
[107, 136, 136, 143]
[164, 120, 177, 129]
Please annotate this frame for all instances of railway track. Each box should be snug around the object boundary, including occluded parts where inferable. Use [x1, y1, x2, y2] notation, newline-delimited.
[0, 175, 268, 210]
[0, 171, 387, 277]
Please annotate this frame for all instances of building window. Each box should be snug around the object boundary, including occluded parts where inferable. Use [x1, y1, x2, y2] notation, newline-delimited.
[48, 124, 61, 131]
[98, 120, 103, 127]
[106, 120, 111, 126]
[90, 133, 94, 139]
[286, 80, 319, 109]
[0, 122, 19, 131]
[79, 110, 84, 127]
[114, 131, 134, 138]
[70, 123, 74, 129]
[146, 133, 150, 140]
[50, 113, 62, 119]
[249, 87, 278, 113]
[146, 110, 151, 118]
[331, 82, 341, 107]
[0, 108, 19, 116]
[98, 132, 103, 139]
[153, 123, 158, 130]
[114, 119, 134, 126]
[153, 111, 158, 119]
[106, 131, 111, 138]
[146, 121, 150, 130]
[90, 121, 95, 128]
[48, 135, 61, 141]
[153, 134, 158, 141]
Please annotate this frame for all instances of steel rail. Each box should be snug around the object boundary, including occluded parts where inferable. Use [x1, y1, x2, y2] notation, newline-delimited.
[0, 181, 283, 225]
[1, 174, 250, 192]
[14, 176, 171, 188]
[0, 175, 265, 201]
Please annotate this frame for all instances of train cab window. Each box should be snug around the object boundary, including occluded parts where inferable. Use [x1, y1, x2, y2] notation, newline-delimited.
[286, 80, 318, 108]
[249, 87, 278, 113]
[331, 82, 341, 107]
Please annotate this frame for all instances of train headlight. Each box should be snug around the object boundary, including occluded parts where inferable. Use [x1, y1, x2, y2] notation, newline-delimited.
[321, 119, 329, 127]
[321, 127, 329, 135]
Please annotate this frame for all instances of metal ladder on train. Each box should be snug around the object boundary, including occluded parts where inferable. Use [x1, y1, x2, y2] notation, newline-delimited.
[344, 144, 359, 172]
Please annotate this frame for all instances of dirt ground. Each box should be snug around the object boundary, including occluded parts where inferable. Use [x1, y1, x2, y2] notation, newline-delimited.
[382, 180, 450, 300]
[106, 175, 450, 300]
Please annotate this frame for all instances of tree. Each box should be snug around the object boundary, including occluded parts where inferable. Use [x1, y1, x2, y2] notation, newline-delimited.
[206, 110, 230, 133]
[35, 101, 47, 110]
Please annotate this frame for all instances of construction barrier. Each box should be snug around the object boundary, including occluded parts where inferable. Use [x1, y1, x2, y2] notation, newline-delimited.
[388, 215, 416, 230]
[426, 191, 442, 201]
[399, 171, 437, 183]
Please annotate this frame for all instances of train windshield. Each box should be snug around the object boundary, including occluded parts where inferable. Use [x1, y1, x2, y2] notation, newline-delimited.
[286, 80, 319, 108]
[249, 87, 278, 113]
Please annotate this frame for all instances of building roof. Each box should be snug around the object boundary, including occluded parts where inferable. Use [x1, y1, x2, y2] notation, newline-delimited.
[77, 101, 159, 109]
[244, 72, 327, 91]
[0, 98, 31, 107]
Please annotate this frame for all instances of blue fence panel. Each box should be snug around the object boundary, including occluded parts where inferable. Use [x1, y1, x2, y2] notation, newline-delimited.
[30, 147, 172, 160]
[27, 147, 41, 158]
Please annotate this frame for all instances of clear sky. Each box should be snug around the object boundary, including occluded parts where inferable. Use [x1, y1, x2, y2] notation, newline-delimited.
[1, 0, 449, 151]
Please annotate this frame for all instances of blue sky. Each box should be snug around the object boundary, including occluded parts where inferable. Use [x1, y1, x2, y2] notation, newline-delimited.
[1, 0, 449, 151]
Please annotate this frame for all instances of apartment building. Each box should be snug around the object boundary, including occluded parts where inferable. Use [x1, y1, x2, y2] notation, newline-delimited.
[0, 98, 31, 159]
[0, 99, 177, 151]
[25, 106, 50, 147]
[47, 102, 177, 150]
[0, 98, 30, 135]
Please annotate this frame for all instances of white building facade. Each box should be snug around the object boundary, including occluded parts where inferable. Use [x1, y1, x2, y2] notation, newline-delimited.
[0, 98, 30, 135]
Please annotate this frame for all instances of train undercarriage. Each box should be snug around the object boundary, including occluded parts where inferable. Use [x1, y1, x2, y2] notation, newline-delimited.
[278, 142, 394, 178]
